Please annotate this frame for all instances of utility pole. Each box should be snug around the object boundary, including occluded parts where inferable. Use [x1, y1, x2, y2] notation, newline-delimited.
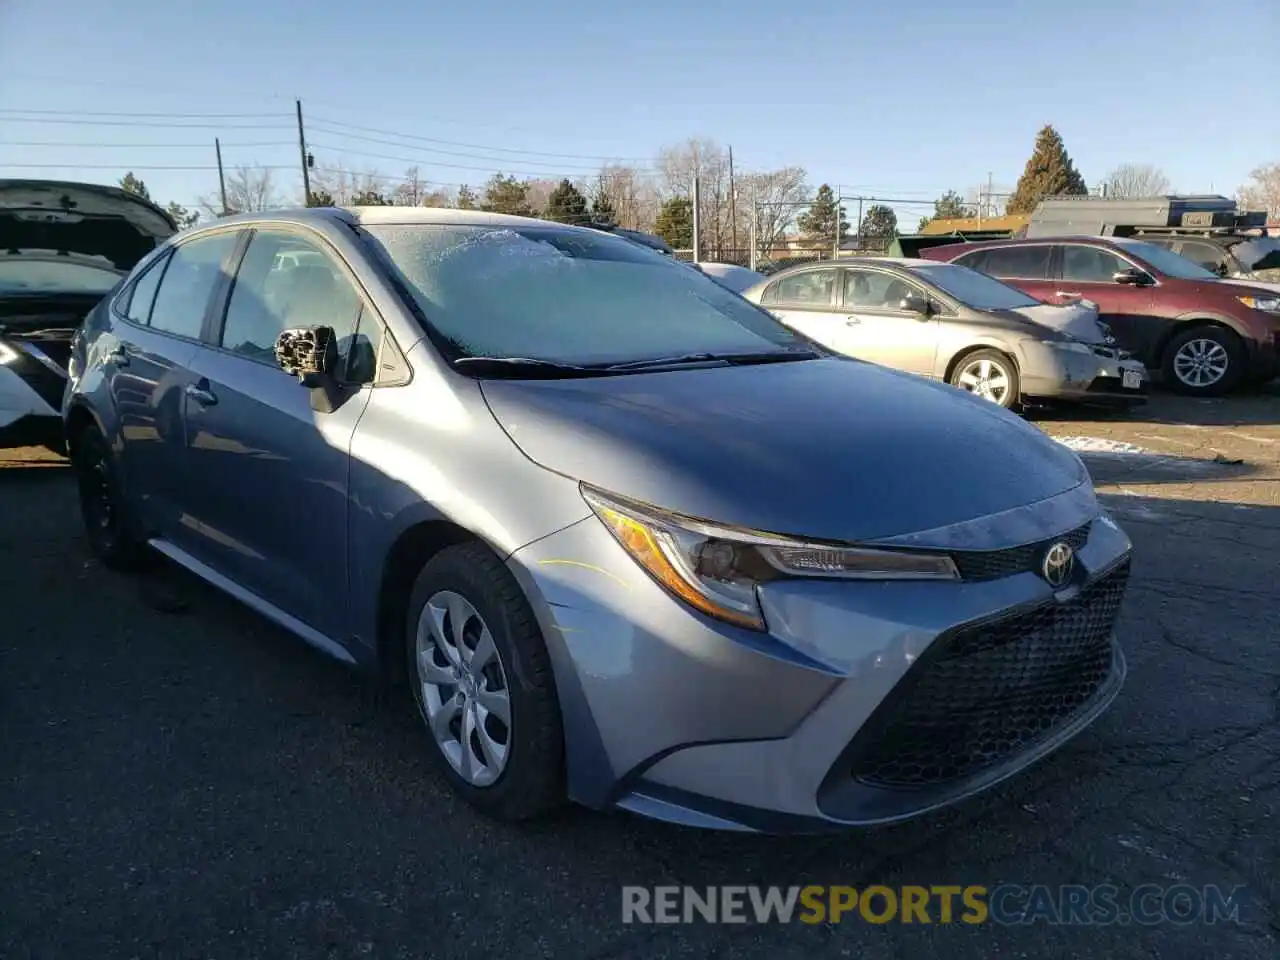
[854, 195, 864, 253]
[691, 175, 701, 262]
[296, 99, 312, 206]
[748, 179, 758, 272]
[728, 146, 738, 255]
[979, 170, 993, 227]
[214, 138, 228, 216]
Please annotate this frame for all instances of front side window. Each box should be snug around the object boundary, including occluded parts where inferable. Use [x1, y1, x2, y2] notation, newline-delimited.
[220, 229, 371, 380]
[1112, 239, 1218, 280]
[360, 223, 806, 365]
[1060, 246, 1130, 283]
[843, 269, 925, 310]
[148, 232, 240, 339]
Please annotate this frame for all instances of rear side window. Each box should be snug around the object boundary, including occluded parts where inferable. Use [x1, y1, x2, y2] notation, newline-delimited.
[148, 232, 240, 339]
[772, 269, 838, 307]
[123, 252, 170, 325]
[977, 245, 1052, 280]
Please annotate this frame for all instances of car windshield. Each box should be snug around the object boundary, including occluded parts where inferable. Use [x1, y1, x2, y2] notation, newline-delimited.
[905, 262, 1041, 310]
[0, 258, 122, 295]
[1112, 239, 1219, 280]
[361, 222, 807, 365]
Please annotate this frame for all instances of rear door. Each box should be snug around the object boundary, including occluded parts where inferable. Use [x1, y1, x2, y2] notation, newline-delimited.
[107, 230, 243, 542]
[837, 266, 939, 375]
[953, 244, 1057, 302]
[178, 226, 377, 637]
[1052, 243, 1160, 358]
[759, 267, 852, 351]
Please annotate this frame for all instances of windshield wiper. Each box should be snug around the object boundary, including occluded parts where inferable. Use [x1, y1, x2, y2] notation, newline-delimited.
[452, 356, 608, 378]
[600, 349, 820, 372]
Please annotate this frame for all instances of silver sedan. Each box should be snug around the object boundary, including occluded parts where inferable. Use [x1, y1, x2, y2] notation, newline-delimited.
[742, 257, 1149, 410]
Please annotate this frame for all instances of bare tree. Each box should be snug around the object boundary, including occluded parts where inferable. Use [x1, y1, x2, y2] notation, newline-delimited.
[306, 165, 388, 206]
[1237, 162, 1280, 219]
[658, 138, 737, 257]
[391, 167, 429, 206]
[198, 164, 281, 217]
[595, 164, 661, 232]
[1105, 163, 1172, 199]
[524, 178, 561, 217]
[741, 167, 808, 259]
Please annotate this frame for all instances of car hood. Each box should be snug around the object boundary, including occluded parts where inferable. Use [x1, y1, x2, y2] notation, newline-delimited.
[0, 179, 177, 271]
[1218, 277, 1280, 295]
[1007, 301, 1107, 343]
[480, 357, 1088, 543]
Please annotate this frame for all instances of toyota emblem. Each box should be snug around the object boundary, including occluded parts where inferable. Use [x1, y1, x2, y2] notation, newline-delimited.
[1041, 541, 1075, 588]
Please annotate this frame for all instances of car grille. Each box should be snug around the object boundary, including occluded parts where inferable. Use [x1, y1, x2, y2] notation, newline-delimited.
[845, 560, 1129, 789]
[950, 522, 1091, 581]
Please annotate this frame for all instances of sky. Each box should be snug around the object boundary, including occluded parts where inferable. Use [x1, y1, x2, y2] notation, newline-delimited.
[1, 0, 1277, 228]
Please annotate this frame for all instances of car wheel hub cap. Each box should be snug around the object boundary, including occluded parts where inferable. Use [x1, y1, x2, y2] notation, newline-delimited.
[414, 590, 511, 787]
[958, 358, 1010, 404]
[1173, 339, 1228, 386]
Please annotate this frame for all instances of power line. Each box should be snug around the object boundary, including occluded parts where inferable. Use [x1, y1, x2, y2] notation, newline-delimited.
[306, 123, 629, 172]
[0, 162, 295, 171]
[307, 115, 653, 163]
[0, 116, 287, 129]
[0, 140, 296, 149]
[0, 107, 286, 119]
[309, 142, 659, 181]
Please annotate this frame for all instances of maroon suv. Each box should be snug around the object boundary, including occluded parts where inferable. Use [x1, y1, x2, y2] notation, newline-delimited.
[919, 235, 1280, 395]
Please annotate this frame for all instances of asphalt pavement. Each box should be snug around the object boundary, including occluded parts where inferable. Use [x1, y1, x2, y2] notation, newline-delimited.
[1, 390, 1277, 959]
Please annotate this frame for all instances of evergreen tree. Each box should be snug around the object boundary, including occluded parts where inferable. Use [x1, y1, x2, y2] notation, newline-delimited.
[307, 189, 336, 207]
[590, 183, 617, 229]
[1007, 125, 1088, 214]
[119, 172, 150, 200]
[350, 189, 390, 206]
[859, 204, 899, 239]
[544, 179, 591, 226]
[918, 190, 973, 230]
[653, 196, 694, 249]
[480, 174, 534, 216]
[796, 184, 849, 246]
[456, 184, 478, 210]
[165, 201, 199, 229]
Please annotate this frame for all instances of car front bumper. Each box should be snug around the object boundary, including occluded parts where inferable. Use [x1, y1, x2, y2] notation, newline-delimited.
[1018, 341, 1148, 403]
[1, 340, 66, 450]
[506, 484, 1134, 833]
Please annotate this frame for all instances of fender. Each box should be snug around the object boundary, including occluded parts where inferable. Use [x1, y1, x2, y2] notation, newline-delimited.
[1165, 311, 1261, 359]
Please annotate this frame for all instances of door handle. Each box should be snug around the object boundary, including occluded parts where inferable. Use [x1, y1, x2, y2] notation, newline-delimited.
[184, 384, 218, 406]
[1056, 291, 1082, 298]
[107, 345, 130, 367]
[845, 316, 861, 325]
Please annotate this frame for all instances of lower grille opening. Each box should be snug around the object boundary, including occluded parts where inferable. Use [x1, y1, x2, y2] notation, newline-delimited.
[845, 561, 1130, 789]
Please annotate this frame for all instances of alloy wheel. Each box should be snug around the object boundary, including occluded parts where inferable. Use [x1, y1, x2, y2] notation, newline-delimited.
[414, 590, 512, 787]
[1172, 338, 1229, 388]
[76, 449, 114, 534]
[957, 357, 1012, 405]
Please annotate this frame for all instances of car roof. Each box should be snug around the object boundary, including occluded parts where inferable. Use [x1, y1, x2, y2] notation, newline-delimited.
[199, 205, 597, 232]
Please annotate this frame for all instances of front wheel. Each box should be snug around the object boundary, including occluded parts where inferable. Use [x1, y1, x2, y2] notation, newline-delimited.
[406, 542, 565, 821]
[949, 349, 1020, 410]
[1161, 325, 1243, 396]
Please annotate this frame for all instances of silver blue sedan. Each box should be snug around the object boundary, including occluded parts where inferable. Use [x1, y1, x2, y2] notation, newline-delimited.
[63, 206, 1133, 832]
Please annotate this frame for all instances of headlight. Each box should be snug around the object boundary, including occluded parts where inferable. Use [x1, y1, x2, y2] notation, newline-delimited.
[0, 341, 19, 365]
[1237, 295, 1280, 313]
[1045, 339, 1094, 354]
[582, 486, 959, 631]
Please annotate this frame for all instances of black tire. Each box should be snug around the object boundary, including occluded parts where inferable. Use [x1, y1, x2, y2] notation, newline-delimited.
[1160, 325, 1244, 397]
[70, 426, 150, 570]
[948, 348, 1021, 410]
[405, 541, 565, 821]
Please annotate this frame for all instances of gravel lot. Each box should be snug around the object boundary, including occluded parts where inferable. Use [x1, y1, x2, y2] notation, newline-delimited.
[2, 390, 1277, 959]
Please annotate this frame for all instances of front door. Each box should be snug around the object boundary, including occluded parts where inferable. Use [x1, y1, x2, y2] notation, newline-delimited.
[1051, 244, 1160, 359]
[837, 267, 939, 376]
[107, 231, 242, 544]
[179, 227, 377, 637]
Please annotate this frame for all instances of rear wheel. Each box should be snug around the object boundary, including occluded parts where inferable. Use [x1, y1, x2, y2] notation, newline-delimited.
[405, 542, 565, 821]
[71, 426, 149, 570]
[1161, 325, 1243, 396]
[949, 349, 1020, 410]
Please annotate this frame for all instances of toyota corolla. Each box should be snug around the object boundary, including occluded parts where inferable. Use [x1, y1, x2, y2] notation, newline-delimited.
[63, 206, 1133, 832]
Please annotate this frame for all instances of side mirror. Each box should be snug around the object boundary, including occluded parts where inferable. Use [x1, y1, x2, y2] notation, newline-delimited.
[1112, 268, 1150, 286]
[274, 325, 346, 413]
[1215, 262, 1229, 277]
[274, 325, 338, 383]
[899, 294, 930, 315]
